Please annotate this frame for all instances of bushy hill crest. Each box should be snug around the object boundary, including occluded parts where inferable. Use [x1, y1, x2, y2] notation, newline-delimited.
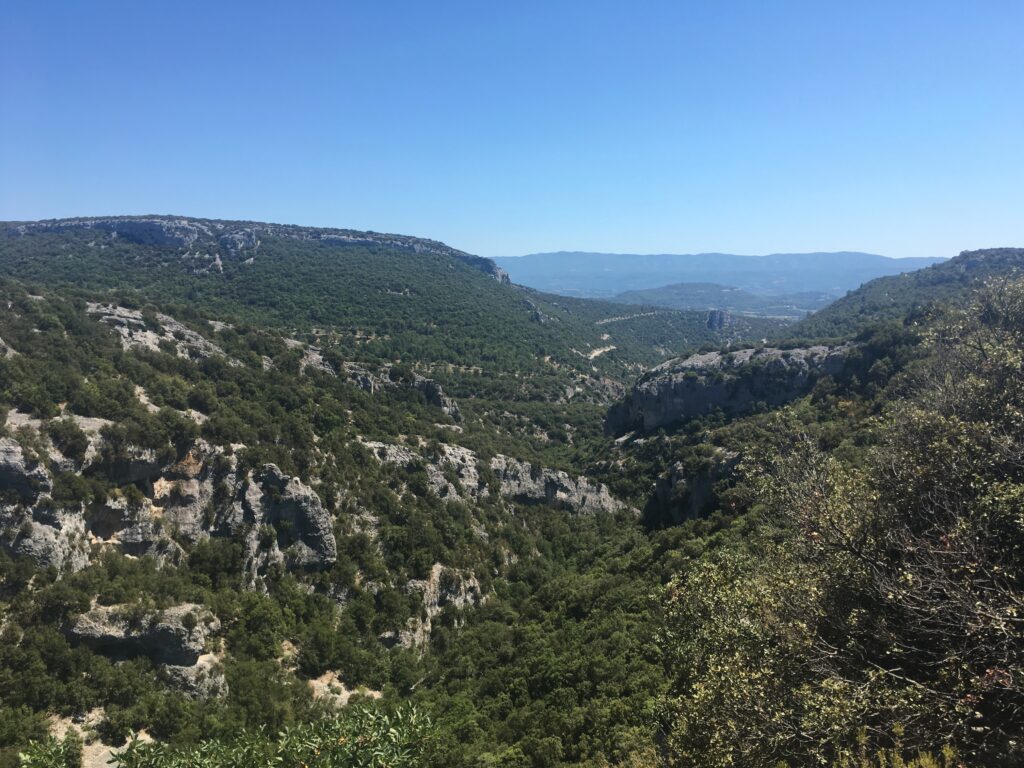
[7, 215, 510, 282]
[795, 247, 1024, 337]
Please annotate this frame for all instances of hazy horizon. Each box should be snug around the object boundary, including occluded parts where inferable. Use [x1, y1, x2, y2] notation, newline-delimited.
[495, 249, 942, 259]
[3, 2, 1023, 259]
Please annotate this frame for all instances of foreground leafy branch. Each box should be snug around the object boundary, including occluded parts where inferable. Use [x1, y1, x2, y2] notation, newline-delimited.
[20, 706, 430, 768]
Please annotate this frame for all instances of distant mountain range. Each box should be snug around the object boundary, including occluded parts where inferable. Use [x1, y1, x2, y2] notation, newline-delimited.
[493, 251, 946, 299]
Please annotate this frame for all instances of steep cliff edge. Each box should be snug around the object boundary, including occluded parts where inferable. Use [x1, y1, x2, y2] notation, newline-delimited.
[606, 344, 851, 434]
[360, 439, 628, 516]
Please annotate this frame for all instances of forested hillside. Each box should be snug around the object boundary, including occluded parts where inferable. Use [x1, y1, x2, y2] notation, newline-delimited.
[794, 247, 1024, 337]
[2, 221, 1022, 767]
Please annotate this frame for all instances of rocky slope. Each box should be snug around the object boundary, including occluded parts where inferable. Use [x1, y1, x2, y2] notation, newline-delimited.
[1, 426, 340, 581]
[67, 603, 226, 696]
[361, 439, 626, 515]
[388, 562, 485, 649]
[606, 344, 851, 433]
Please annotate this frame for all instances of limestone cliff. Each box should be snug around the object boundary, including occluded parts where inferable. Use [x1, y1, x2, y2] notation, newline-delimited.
[67, 603, 226, 696]
[606, 344, 851, 434]
[361, 439, 626, 516]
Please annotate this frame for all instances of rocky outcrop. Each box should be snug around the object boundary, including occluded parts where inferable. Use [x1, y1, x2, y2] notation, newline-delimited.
[340, 364, 461, 420]
[239, 464, 337, 571]
[69, 602, 217, 665]
[5, 411, 112, 468]
[0, 437, 51, 500]
[391, 563, 484, 648]
[0, 505, 90, 572]
[362, 439, 625, 515]
[0, 438, 89, 571]
[606, 344, 851, 434]
[84, 496, 183, 564]
[95, 443, 165, 487]
[489, 455, 623, 515]
[86, 303, 233, 362]
[344, 363, 387, 393]
[284, 339, 337, 376]
[151, 450, 218, 543]
[67, 603, 226, 696]
[0, 429, 338, 579]
[412, 376, 461, 421]
[9, 216, 508, 282]
[362, 441, 484, 500]
[705, 309, 733, 331]
[163, 653, 228, 698]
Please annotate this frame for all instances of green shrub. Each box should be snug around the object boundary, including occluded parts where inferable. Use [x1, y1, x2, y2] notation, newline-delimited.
[18, 731, 81, 768]
[106, 705, 431, 768]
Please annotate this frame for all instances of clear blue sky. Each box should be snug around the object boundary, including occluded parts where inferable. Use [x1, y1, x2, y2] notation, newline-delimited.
[2, 1, 1022, 258]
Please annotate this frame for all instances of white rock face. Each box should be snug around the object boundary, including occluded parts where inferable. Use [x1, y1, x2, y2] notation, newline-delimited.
[489, 455, 623, 515]
[86, 303, 233, 362]
[361, 439, 626, 515]
[163, 653, 229, 698]
[0, 506, 90, 573]
[395, 562, 485, 648]
[0, 436, 51, 499]
[0, 437, 90, 572]
[69, 603, 218, 664]
[85, 496, 183, 564]
[361, 440, 487, 500]
[339, 364, 461, 419]
[241, 464, 338, 571]
[1, 432, 339, 581]
[411, 375, 461, 421]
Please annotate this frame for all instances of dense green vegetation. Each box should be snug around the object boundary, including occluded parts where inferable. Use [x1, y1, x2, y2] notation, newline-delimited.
[2, 221, 1023, 767]
[20, 705, 429, 768]
[0, 225, 781, 381]
[661, 281, 1024, 766]
[794, 247, 1024, 337]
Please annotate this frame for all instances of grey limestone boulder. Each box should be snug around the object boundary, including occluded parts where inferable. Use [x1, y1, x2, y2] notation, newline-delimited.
[0, 437, 51, 500]
[68, 602, 219, 666]
[0, 505, 89, 572]
[236, 464, 337, 573]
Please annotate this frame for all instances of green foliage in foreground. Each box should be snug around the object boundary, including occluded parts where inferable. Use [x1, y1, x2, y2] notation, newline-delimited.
[16, 732, 80, 768]
[662, 279, 1024, 766]
[20, 706, 430, 768]
[831, 741, 957, 768]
